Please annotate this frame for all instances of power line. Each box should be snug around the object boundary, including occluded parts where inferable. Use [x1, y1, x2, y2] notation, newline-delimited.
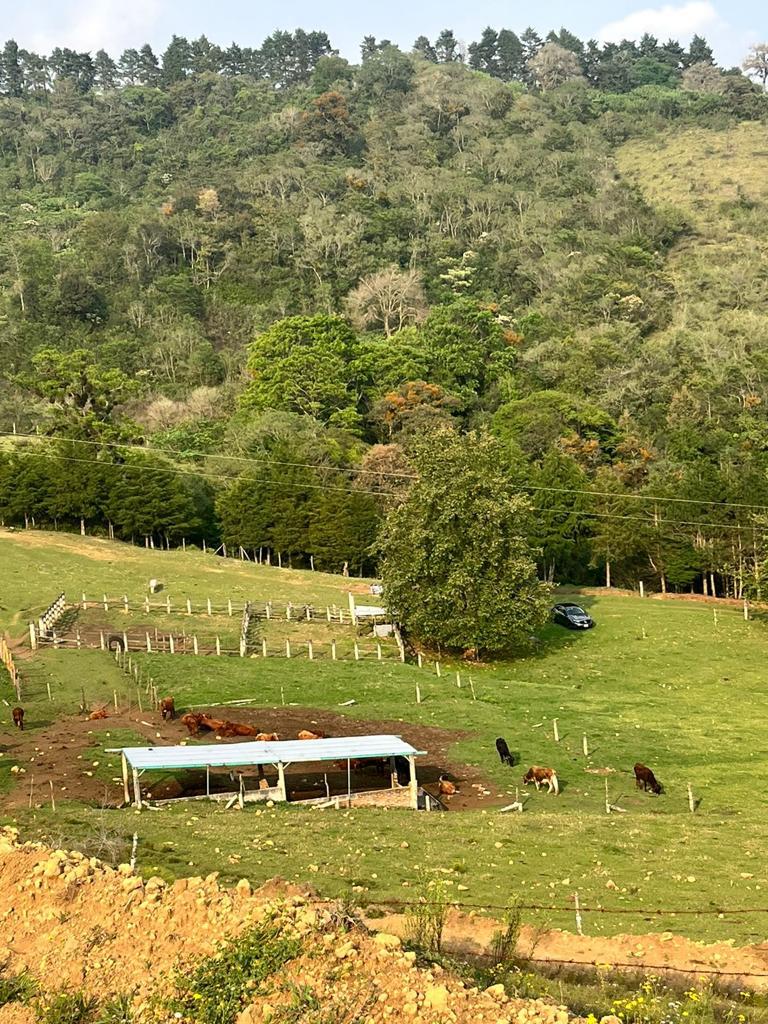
[4, 431, 768, 515]
[8, 447, 768, 537]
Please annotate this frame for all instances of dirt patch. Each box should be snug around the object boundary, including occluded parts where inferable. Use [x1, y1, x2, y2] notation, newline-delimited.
[364, 907, 768, 991]
[0, 829, 579, 1022]
[0, 530, 136, 563]
[0, 705, 505, 811]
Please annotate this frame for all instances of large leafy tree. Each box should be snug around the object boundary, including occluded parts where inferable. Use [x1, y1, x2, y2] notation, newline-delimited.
[241, 315, 361, 429]
[378, 430, 548, 656]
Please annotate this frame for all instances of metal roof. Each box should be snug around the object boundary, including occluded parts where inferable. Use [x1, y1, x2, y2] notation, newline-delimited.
[121, 734, 425, 771]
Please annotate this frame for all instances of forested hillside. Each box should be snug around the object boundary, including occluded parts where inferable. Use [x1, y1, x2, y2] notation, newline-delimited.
[1, 26, 768, 595]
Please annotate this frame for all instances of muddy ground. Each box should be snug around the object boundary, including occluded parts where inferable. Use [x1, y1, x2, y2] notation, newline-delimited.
[0, 704, 507, 810]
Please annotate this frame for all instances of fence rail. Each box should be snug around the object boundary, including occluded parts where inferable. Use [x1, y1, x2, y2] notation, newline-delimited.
[36, 630, 404, 663]
[0, 637, 21, 699]
[77, 595, 365, 624]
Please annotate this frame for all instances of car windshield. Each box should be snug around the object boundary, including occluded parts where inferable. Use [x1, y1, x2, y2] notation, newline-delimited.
[568, 607, 588, 616]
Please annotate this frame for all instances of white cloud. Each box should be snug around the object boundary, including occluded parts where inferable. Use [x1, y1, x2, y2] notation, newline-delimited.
[598, 1, 722, 44]
[17, 0, 163, 54]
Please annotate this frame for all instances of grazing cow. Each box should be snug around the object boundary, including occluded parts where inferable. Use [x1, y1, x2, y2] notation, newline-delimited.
[255, 732, 279, 742]
[496, 737, 514, 766]
[634, 762, 663, 795]
[438, 775, 458, 796]
[159, 697, 175, 721]
[297, 729, 326, 740]
[216, 721, 258, 738]
[11, 707, 24, 730]
[88, 706, 108, 721]
[523, 765, 559, 795]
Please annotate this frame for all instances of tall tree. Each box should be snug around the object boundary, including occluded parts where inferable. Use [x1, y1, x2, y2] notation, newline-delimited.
[412, 36, 437, 63]
[162, 35, 192, 82]
[435, 29, 461, 63]
[0, 40, 24, 97]
[468, 27, 499, 76]
[94, 49, 118, 91]
[378, 430, 548, 656]
[497, 29, 525, 81]
[743, 43, 768, 89]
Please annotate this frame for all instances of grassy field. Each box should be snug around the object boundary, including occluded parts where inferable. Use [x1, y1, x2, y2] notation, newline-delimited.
[3, 531, 768, 944]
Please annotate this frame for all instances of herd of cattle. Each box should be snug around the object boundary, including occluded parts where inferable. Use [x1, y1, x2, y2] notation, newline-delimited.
[7, 701, 664, 800]
[494, 736, 664, 797]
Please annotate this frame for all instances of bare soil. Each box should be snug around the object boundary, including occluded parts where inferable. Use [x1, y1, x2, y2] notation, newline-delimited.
[1, 705, 505, 810]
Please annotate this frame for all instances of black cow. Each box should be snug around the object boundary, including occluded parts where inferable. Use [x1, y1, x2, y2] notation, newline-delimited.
[634, 762, 663, 794]
[496, 737, 514, 766]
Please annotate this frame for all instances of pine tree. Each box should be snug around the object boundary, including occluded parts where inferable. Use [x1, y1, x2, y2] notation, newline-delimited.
[161, 35, 191, 83]
[497, 29, 525, 81]
[94, 49, 118, 91]
[412, 36, 437, 62]
[137, 44, 161, 86]
[0, 40, 24, 97]
[468, 27, 499, 76]
[435, 29, 461, 63]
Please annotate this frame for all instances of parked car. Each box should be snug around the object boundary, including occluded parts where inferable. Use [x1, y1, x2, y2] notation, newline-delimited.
[552, 603, 595, 630]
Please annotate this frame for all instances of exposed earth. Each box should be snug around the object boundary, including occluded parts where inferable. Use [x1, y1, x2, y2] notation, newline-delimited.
[0, 705, 512, 811]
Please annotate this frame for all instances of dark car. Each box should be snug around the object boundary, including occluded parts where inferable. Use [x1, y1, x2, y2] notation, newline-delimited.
[552, 603, 594, 630]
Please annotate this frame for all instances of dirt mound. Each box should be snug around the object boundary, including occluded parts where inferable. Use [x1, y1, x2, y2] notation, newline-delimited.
[0, 828, 580, 1024]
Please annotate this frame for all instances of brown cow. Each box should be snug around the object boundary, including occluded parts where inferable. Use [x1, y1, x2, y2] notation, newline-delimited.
[523, 766, 559, 795]
[297, 729, 327, 740]
[88, 706, 108, 721]
[438, 775, 458, 796]
[216, 721, 258, 738]
[159, 697, 175, 721]
[255, 732, 279, 742]
[181, 712, 224, 736]
[634, 762, 663, 794]
[11, 707, 24, 730]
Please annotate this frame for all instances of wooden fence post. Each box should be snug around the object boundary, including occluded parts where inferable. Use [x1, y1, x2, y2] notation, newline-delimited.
[261, 639, 267, 658]
[377, 643, 382, 661]
[687, 782, 696, 812]
[354, 642, 360, 661]
[103, 594, 108, 612]
[99, 631, 105, 651]
[207, 598, 212, 616]
[169, 636, 175, 655]
[456, 672, 461, 688]
[29, 622, 37, 650]
[308, 640, 314, 661]
[186, 598, 192, 615]
[123, 595, 129, 615]
[417, 652, 423, 669]
[228, 599, 233, 617]
[216, 636, 221, 656]
[146, 633, 152, 653]
[331, 640, 337, 661]
[553, 719, 560, 743]
[285, 639, 291, 659]
[415, 683, 422, 704]
[435, 662, 442, 677]
[166, 596, 171, 614]
[582, 734, 589, 757]
[193, 636, 199, 656]
[639, 580, 644, 598]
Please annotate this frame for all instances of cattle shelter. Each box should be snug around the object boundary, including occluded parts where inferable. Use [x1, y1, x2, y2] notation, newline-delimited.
[118, 735, 427, 810]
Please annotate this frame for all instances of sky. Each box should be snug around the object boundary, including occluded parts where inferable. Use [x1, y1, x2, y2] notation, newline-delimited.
[0, 0, 761, 69]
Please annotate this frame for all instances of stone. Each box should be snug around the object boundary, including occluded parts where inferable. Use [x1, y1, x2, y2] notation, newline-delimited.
[374, 933, 401, 950]
[485, 983, 507, 1002]
[424, 984, 450, 1011]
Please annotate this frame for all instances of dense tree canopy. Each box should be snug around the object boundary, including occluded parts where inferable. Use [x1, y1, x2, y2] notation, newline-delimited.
[0, 25, 767, 602]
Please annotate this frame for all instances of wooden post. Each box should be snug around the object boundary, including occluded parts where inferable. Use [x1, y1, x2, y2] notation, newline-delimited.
[574, 893, 583, 936]
[310, 554, 315, 571]
[193, 635, 199, 656]
[286, 603, 291, 621]
[46, 682, 52, 702]
[354, 642, 360, 661]
[582, 734, 589, 757]
[417, 652, 423, 669]
[186, 598, 192, 615]
[415, 683, 422, 704]
[713, 608, 718, 628]
[123, 631, 129, 652]
[136, 688, 143, 712]
[123, 595, 129, 615]
[122, 754, 130, 805]
[49, 780, 56, 812]
[206, 767, 210, 799]
[605, 777, 611, 814]
[265, 602, 271, 620]
[308, 640, 314, 660]
[435, 661, 441, 678]
[169, 635, 175, 655]
[456, 672, 462, 688]
[80, 518, 86, 537]
[285, 639, 291, 658]
[277, 762, 287, 801]
[743, 599, 749, 621]
[390, 756, 398, 789]
[407, 755, 418, 810]
[261, 638, 267, 658]
[132, 768, 142, 809]
[103, 594, 109, 612]
[280, 686, 285, 706]
[331, 640, 337, 661]
[228, 599, 233, 617]
[144, 596, 150, 613]
[207, 598, 212, 616]
[305, 604, 311, 621]
[146, 633, 152, 653]
[639, 580, 644, 598]
[605, 560, 611, 589]
[166, 595, 171, 614]
[211, 635, 218, 656]
[346, 758, 352, 808]
[326, 606, 331, 622]
[348, 592, 357, 625]
[29, 622, 37, 650]
[377, 643, 382, 661]
[687, 782, 696, 813]
[553, 719, 560, 743]
[469, 678, 477, 701]
[114, 690, 119, 711]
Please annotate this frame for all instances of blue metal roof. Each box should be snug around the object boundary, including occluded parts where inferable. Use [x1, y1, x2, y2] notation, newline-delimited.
[121, 734, 425, 771]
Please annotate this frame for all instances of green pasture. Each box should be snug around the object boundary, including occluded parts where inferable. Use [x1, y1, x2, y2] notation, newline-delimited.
[3, 533, 768, 943]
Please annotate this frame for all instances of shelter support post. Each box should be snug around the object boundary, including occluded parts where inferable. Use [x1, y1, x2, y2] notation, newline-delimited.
[407, 754, 418, 810]
[122, 754, 130, 805]
[277, 762, 287, 802]
[390, 756, 398, 789]
[132, 768, 142, 810]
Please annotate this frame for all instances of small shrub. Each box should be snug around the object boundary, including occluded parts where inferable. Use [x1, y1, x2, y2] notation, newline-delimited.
[35, 991, 99, 1024]
[160, 919, 303, 1024]
[490, 899, 523, 972]
[95, 993, 134, 1024]
[405, 872, 449, 955]
[0, 971, 38, 1006]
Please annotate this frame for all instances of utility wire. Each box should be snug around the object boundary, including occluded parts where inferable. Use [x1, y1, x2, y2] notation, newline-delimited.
[7, 446, 768, 536]
[4, 431, 768, 514]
